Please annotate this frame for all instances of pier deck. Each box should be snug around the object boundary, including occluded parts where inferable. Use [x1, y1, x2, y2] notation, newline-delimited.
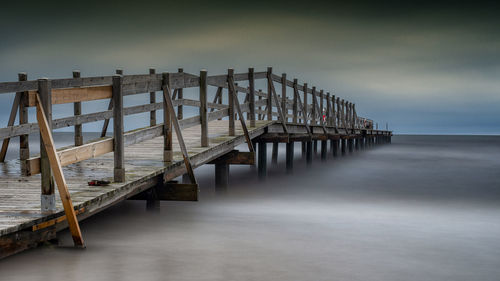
[0, 67, 391, 258]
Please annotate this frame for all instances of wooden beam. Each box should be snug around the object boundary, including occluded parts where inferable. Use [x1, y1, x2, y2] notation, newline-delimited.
[27, 85, 112, 107]
[129, 181, 198, 201]
[227, 73, 255, 153]
[177, 68, 184, 120]
[35, 93, 85, 247]
[73, 71, 83, 146]
[19, 73, 29, 175]
[149, 68, 157, 126]
[200, 70, 208, 147]
[248, 68, 256, 127]
[0, 92, 21, 162]
[208, 150, 255, 165]
[38, 78, 55, 213]
[228, 69, 235, 136]
[113, 75, 125, 182]
[266, 71, 289, 134]
[162, 73, 197, 185]
[100, 69, 122, 137]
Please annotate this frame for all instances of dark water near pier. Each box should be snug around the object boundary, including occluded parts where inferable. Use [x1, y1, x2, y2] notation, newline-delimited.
[1, 135, 500, 281]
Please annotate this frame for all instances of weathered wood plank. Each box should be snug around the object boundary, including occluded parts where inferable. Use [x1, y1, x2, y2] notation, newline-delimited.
[35, 92, 84, 247]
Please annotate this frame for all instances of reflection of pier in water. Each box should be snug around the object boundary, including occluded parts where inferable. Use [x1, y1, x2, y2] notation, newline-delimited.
[0, 67, 391, 258]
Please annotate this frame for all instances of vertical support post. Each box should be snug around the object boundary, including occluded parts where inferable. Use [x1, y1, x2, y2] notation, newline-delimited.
[286, 142, 294, 174]
[326, 92, 331, 127]
[258, 90, 263, 120]
[112, 75, 125, 182]
[228, 68, 235, 136]
[100, 69, 122, 137]
[149, 68, 157, 127]
[281, 73, 287, 123]
[258, 141, 267, 180]
[19, 73, 29, 175]
[314, 140, 318, 154]
[332, 95, 336, 127]
[331, 139, 338, 157]
[267, 67, 273, 120]
[200, 69, 208, 147]
[311, 87, 317, 125]
[306, 141, 313, 165]
[248, 68, 256, 127]
[301, 141, 306, 158]
[303, 83, 308, 125]
[177, 68, 184, 120]
[348, 138, 353, 153]
[73, 71, 83, 146]
[320, 90, 324, 124]
[0, 77, 22, 162]
[38, 78, 55, 213]
[321, 140, 327, 161]
[293, 79, 298, 124]
[163, 73, 173, 162]
[215, 163, 229, 194]
[272, 142, 278, 165]
[341, 138, 346, 155]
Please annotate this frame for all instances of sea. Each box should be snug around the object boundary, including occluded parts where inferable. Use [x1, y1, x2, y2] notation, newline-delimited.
[0, 134, 499, 281]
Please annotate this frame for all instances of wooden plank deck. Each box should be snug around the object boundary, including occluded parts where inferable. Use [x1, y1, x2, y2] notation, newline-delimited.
[0, 120, 272, 239]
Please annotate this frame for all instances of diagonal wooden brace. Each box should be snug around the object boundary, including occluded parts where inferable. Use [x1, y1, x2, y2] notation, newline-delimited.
[162, 76, 197, 185]
[227, 77, 255, 153]
[35, 93, 85, 248]
[293, 85, 312, 136]
[266, 73, 289, 134]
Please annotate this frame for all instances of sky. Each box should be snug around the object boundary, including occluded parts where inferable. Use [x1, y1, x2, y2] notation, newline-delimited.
[0, 0, 499, 134]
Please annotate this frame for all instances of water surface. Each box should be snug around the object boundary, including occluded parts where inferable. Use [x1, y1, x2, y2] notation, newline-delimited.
[1, 135, 499, 281]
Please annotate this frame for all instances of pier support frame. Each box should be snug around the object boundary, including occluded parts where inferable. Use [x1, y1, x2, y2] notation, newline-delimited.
[286, 142, 294, 173]
[258, 141, 267, 180]
[306, 141, 313, 165]
[38, 78, 55, 213]
[215, 163, 229, 194]
[272, 142, 278, 165]
[321, 140, 327, 161]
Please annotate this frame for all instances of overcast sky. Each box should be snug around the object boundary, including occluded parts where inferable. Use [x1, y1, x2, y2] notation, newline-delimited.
[0, 0, 498, 134]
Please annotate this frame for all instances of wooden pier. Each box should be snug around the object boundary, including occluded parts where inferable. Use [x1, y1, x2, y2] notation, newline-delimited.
[0, 67, 391, 258]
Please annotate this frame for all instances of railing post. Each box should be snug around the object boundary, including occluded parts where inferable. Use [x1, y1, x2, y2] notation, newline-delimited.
[292, 79, 298, 124]
[248, 68, 256, 127]
[112, 75, 125, 182]
[162, 73, 173, 162]
[177, 68, 184, 120]
[332, 95, 336, 127]
[228, 68, 235, 136]
[200, 69, 208, 147]
[235, 83, 239, 120]
[266, 67, 273, 121]
[19, 73, 29, 176]
[319, 90, 324, 124]
[38, 78, 55, 213]
[258, 89, 263, 120]
[281, 73, 287, 123]
[311, 86, 317, 125]
[149, 68, 157, 127]
[73, 71, 83, 146]
[326, 92, 331, 126]
[303, 83, 308, 125]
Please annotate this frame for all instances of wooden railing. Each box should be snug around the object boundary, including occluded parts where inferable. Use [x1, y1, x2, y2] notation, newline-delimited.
[0, 67, 374, 173]
[0, 66, 385, 247]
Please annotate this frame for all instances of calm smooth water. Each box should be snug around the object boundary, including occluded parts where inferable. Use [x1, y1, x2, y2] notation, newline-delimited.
[1, 135, 500, 281]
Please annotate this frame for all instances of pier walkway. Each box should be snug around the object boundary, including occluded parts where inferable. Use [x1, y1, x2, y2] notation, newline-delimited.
[0, 67, 391, 258]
